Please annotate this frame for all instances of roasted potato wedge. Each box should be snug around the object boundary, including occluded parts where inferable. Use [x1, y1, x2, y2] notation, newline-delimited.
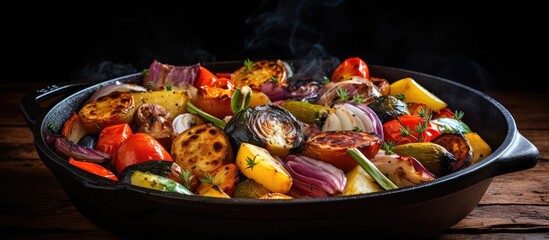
[131, 90, 189, 120]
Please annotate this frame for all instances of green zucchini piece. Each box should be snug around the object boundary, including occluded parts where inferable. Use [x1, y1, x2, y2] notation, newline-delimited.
[130, 170, 193, 195]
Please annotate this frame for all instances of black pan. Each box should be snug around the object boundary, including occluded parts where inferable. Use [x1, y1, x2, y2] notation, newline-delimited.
[21, 62, 539, 238]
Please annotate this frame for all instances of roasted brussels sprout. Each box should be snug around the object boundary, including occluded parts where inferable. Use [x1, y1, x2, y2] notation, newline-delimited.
[224, 104, 304, 157]
[367, 95, 409, 123]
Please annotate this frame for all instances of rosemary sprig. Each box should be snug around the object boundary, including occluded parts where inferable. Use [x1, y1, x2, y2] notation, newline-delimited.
[454, 110, 464, 120]
[177, 169, 194, 190]
[336, 87, 349, 102]
[382, 141, 396, 155]
[241, 59, 253, 73]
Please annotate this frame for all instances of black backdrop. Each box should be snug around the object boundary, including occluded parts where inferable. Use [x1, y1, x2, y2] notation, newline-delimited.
[13, 1, 544, 92]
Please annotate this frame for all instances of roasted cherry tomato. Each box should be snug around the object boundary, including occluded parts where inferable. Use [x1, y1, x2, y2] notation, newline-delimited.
[193, 66, 235, 119]
[69, 158, 118, 181]
[383, 115, 441, 145]
[331, 57, 370, 82]
[96, 123, 133, 158]
[114, 133, 173, 174]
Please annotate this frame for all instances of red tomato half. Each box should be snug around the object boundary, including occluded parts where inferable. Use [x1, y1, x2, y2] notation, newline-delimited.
[96, 123, 133, 158]
[114, 133, 173, 174]
[383, 115, 441, 145]
[331, 57, 370, 82]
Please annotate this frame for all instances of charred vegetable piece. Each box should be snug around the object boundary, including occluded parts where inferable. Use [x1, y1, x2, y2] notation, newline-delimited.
[224, 104, 304, 157]
[431, 117, 471, 134]
[196, 163, 240, 197]
[129, 170, 193, 195]
[232, 60, 288, 91]
[233, 178, 271, 199]
[120, 160, 173, 184]
[367, 95, 410, 124]
[464, 132, 492, 164]
[78, 92, 136, 134]
[199, 184, 231, 198]
[303, 131, 382, 172]
[342, 165, 383, 196]
[432, 133, 473, 172]
[315, 77, 381, 107]
[258, 193, 293, 199]
[171, 125, 233, 178]
[62, 112, 87, 143]
[370, 151, 435, 187]
[391, 142, 456, 177]
[236, 143, 292, 194]
[135, 103, 176, 150]
[279, 100, 330, 125]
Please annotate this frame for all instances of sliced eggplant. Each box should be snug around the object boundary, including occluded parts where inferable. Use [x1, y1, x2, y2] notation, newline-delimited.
[432, 133, 473, 172]
[120, 160, 173, 184]
[391, 142, 456, 177]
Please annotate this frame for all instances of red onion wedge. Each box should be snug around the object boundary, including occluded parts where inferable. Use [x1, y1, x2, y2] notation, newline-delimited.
[283, 154, 346, 198]
[48, 135, 111, 164]
[144, 60, 200, 91]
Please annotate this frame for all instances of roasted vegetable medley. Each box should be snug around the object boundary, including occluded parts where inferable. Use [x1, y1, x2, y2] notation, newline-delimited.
[48, 57, 493, 199]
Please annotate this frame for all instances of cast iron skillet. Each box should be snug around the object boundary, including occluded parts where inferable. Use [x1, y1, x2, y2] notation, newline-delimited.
[21, 61, 539, 238]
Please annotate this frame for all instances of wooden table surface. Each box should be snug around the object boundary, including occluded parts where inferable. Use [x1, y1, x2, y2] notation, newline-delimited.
[1, 82, 547, 239]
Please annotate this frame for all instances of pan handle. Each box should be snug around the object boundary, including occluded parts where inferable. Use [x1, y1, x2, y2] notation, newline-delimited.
[491, 132, 539, 176]
[20, 81, 95, 129]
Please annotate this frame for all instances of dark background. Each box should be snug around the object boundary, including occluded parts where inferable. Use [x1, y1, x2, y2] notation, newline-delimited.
[11, 1, 544, 92]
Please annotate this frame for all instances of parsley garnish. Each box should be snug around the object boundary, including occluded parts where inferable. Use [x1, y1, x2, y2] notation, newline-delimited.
[352, 126, 362, 132]
[166, 83, 173, 91]
[395, 93, 406, 101]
